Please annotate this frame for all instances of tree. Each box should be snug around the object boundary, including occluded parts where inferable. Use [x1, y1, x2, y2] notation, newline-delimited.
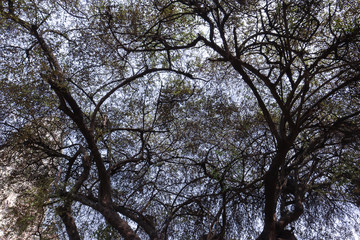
[155, 0, 360, 239]
[0, 0, 198, 239]
[0, 0, 359, 239]
[0, 118, 63, 239]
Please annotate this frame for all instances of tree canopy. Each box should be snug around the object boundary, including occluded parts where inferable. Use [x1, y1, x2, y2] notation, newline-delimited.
[0, 0, 359, 239]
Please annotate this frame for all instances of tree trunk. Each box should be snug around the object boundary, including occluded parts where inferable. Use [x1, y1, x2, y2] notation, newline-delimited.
[258, 145, 290, 240]
[57, 204, 81, 240]
[101, 207, 141, 240]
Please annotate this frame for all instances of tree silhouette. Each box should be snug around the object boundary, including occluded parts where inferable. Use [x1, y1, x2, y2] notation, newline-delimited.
[1, 0, 359, 239]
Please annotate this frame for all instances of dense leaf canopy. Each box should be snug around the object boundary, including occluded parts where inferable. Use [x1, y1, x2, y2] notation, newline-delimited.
[0, 0, 359, 239]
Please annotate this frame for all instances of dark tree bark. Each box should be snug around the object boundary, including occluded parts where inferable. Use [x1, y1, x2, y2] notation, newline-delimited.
[57, 204, 80, 240]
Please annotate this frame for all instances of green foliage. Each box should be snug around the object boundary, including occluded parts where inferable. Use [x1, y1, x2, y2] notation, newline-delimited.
[5, 178, 55, 238]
